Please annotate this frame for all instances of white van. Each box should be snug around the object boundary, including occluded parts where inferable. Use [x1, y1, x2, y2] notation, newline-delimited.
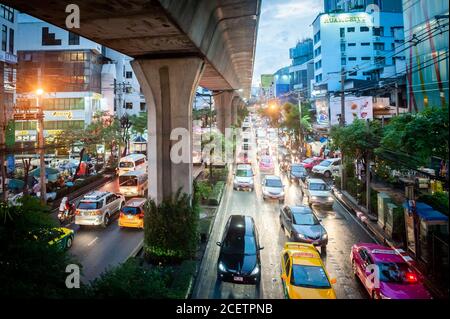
[119, 170, 148, 197]
[118, 154, 147, 176]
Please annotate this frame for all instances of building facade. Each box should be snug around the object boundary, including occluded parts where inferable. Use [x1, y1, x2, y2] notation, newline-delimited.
[324, 0, 402, 13]
[403, 0, 449, 111]
[289, 38, 314, 99]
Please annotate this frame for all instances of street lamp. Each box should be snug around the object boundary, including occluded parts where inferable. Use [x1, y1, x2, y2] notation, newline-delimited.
[36, 88, 46, 203]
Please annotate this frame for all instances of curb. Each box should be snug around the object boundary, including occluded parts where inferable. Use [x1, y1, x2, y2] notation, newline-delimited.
[127, 239, 144, 260]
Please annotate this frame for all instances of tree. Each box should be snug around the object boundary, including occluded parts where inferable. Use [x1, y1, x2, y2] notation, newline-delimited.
[129, 112, 148, 136]
[377, 107, 449, 168]
[281, 102, 312, 150]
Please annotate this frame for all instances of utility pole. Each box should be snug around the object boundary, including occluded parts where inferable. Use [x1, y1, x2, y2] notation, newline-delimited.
[340, 67, 346, 191]
[394, 82, 399, 116]
[36, 90, 46, 203]
[365, 119, 371, 213]
[297, 89, 303, 161]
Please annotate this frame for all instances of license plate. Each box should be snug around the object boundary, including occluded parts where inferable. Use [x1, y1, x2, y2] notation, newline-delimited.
[127, 215, 134, 219]
[234, 276, 244, 282]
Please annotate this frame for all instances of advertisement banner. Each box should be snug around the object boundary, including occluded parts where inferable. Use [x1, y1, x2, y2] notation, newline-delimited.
[261, 74, 274, 89]
[315, 99, 330, 125]
[330, 96, 373, 125]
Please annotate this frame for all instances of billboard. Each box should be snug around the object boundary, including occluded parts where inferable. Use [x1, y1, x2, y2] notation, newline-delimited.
[315, 99, 330, 125]
[261, 74, 274, 89]
[330, 96, 373, 125]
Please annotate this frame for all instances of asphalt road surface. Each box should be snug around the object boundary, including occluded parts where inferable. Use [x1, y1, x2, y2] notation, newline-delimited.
[192, 129, 376, 299]
[57, 178, 144, 282]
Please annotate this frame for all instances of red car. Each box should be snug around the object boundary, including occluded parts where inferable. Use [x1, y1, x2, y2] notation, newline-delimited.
[300, 157, 323, 171]
[350, 243, 431, 299]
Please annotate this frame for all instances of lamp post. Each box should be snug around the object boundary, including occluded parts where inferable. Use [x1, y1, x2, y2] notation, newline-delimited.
[36, 88, 46, 203]
[120, 114, 132, 157]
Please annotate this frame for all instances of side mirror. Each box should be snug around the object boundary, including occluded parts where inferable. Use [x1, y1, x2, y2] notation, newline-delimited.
[216, 242, 222, 247]
[259, 246, 265, 250]
[281, 273, 288, 281]
[330, 278, 337, 285]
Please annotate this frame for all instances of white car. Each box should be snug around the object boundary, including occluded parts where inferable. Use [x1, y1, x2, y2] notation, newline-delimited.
[302, 178, 334, 207]
[312, 158, 341, 178]
[261, 175, 285, 203]
[233, 164, 254, 191]
[75, 191, 125, 228]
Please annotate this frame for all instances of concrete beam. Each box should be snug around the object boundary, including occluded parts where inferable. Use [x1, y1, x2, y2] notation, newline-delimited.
[212, 91, 235, 134]
[132, 57, 205, 203]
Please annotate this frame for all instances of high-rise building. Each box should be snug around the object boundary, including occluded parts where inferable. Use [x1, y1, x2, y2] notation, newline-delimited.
[403, 0, 449, 111]
[324, 0, 402, 13]
[289, 39, 314, 99]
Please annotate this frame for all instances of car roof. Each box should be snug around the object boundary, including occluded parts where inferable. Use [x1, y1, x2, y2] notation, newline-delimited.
[284, 243, 322, 266]
[82, 191, 108, 201]
[320, 158, 340, 162]
[236, 164, 252, 170]
[120, 170, 147, 177]
[227, 215, 254, 236]
[265, 175, 281, 180]
[307, 178, 326, 184]
[290, 205, 313, 214]
[359, 243, 405, 263]
[125, 197, 147, 207]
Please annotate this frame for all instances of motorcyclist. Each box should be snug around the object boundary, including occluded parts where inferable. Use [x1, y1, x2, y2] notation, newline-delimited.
[59, 197, 73, 218]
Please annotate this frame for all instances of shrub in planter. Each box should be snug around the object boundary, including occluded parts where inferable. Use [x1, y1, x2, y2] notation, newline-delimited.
[207, 181, 225, 206]
[144, 189, 199, 264]
[193, 180, 212, 204]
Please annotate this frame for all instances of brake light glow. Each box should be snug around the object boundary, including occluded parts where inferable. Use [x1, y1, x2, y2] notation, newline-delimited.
[405, 272, 418, 283]
[138, 213, 145, 219]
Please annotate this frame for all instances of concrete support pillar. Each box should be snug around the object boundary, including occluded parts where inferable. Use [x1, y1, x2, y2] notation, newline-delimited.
[213, 91, 234, 134]
[231, 96, 241, 126]
[132, 57, 205, 203]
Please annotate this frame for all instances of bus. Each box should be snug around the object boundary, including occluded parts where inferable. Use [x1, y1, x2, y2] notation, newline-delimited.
[119, 170, 148, 197]
[118, 154, 147, 176]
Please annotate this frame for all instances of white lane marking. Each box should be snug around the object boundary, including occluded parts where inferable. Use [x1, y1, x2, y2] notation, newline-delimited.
[87, 237, 98, 246]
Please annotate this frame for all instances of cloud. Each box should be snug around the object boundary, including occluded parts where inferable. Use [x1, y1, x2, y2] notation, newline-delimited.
[251, 0, 323, 87]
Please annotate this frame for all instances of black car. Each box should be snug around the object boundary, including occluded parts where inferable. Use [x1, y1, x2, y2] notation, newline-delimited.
[216, 215, 263, 285]
[287, 163, 308, 183]
[279, 205, 328, 253]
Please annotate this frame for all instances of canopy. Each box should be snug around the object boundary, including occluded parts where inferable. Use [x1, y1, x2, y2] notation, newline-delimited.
[30, 167, 60, 177]
[403, 201, 448, 222]
[8, 179, 25, 189]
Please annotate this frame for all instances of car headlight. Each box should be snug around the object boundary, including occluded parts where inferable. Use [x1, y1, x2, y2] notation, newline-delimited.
[322, 233, 328, 240]
[250, 265, 260, 275]
[218, 262, 226, 272]
[311, 196, 318, 200]
[297, 233, 306, 239]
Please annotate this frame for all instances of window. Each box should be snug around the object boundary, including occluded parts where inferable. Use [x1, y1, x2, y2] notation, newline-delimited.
[42, 27, 62, 46]
[283, 253, 291, 276]
[373, 27, 384, 36]
[349, 71, 357, 76]
[1, 25, 6, 51]
[125, 102, 133, 109]
[125, 71, 133, 79]
[44, 120, 84, 130]
[360, 26, 369, 32]
[348, 43, 356, 47]
[8, 28, 13, 53]
[1, 5, 14, 23]
[348, 57, 357, 61]
[347, 27, 355, 32]
[315, 60, 322, 70]
[68, 32, 80, 45]
[340, 28, 345, 37]
[374, 42, 385, 50]
[340, 43, 346, 51]
[361, 56, 371, 61]
[361, 42, 370, 46]
[314, 31, 321, 44]
[341, 57, 346, 65]
[140, 102, 146, 112]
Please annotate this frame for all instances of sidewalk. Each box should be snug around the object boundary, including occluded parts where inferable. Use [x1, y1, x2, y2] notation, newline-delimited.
[332, 183, 448, 299]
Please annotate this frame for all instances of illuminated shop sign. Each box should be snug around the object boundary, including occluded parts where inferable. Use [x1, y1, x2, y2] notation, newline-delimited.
[323, 14, 367, 24]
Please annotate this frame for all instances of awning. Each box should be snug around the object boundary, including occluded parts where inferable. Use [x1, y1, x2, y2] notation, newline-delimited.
[402, 202, 448, 222]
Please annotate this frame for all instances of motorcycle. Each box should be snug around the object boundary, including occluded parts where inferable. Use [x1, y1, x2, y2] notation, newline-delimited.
[58, 203, 76, 225]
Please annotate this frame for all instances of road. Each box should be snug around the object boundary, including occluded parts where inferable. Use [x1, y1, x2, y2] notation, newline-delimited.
[57, 178, 144, 282]
[192, 128, 377, 299]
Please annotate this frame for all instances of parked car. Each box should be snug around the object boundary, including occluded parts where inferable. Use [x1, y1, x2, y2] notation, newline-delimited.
[259, 155, 274, 174]
[287, 163, 308, 184]
[118, 197, 147, 229]
[216, 215, 263, 285]
[261, 175, 285, 203]
[280, 242, 337, 299]
[233, 164, 254, 191]
[33, 227, 75, 251]
[279, 205, 328, 253]
[300, 157, 323, 172]
[75, 191, 125, 228]
[302, 178, 334, 207]
[312, 158, 341, 178]
[350, 243, 432, 299]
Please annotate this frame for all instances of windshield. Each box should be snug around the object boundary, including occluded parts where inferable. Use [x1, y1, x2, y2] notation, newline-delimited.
[265, 179, 282, 188]
[293, 213, 319, 225]
[261, 157, 272, 164]
[309, 183, 328, 191]
[119, 161, 134, 168]
[77, 201, 102, 210]
[291, 165, 305, 172]
[319, 160, 331, 167]
[291, 265, 331, 289]
[377, 262, 414, 283]
[222, 234, 257, 255]
[302, 158, 314, 164]
[119, 176, 137, 186]
[236, 169, 252, 177]
[121, 206, 140, 215]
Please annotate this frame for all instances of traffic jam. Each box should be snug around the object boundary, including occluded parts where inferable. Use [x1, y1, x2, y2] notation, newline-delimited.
[214, 112, 432, 300]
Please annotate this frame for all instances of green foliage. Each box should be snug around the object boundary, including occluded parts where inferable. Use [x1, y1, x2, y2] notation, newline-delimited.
[377, 107, 449, 167]
[144, 189, 199, 264]
[208, 181, 225, 206]
[87, 258, 171, 298]
[129, 112, 148, 136]
[330, 119, 381, 160]
[417, 191, 449, 216]
[0, 196, 82, 298]
[193, 180, 213, 202]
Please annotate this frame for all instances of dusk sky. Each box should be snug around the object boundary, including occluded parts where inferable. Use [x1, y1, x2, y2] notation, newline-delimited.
[252, 0, 324, 87]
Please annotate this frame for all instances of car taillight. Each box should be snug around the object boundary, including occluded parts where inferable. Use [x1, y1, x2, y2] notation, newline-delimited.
[95, 210, 103, 215]
[120, 212, 124, 218]
[405, 272, 418, 283]
[75, 210, 80, 215]
[138, 213, 145, 219]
